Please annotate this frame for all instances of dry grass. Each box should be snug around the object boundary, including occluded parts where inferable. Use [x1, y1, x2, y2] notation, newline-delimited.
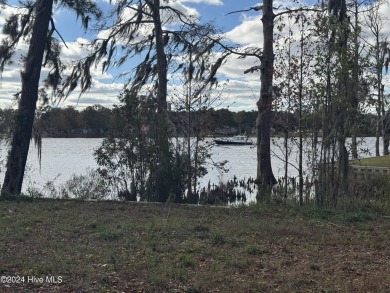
[0, 199, 390, 292]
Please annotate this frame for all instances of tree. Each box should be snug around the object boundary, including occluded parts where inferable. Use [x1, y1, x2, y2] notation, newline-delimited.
[62, 106, 84, 131]
[364, 0, 390, 156]
[224, 3, 277, 188]
[310, 0, 350, 205]
[171, 33, 227, 203]
[344, 0, 373, 160]
[0, 107, 15, 178]
[278, 11, 315, 205]
[35, 106, 85, 135]
[0, 108, 16, 139]
[308, 0, 376, 205]
[0, 0, 101, 198]
[95, 92, 164, 202]
[256, 0, 278, 187]
[82, 105, 112, 130]
[63, 0, 227, 201]
[234, 111, 256, 134]
[1, 0, 54, 198]
[228, 3, 322, 191]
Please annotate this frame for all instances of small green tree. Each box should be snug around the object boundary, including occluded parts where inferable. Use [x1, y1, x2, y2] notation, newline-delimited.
[82, 105, 112, 130]
[227, 3, 323, 195]
[64, 0, 228, 202]
[170, 33, 228, 203]
[95, 91, 186, 202]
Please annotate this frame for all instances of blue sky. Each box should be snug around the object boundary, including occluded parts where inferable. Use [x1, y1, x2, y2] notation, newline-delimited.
[0, 0, 389, 112]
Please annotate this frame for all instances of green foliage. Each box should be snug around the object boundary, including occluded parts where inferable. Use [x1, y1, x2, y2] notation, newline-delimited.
[311, 209, 335, 220]
[2, 14, 19, 37]
[34, 105, 112, 136]
[95, 91, 186, 202]
[176, 254, 196, 268]
[234, 110, 256, 134]
[344, 211, 373, 223]
[245, 244, 269, 256]
[0, 108, 16, 139]
[25, 186, 44, 199]
[348, 174, 390, 203]
[350, 156, 390, 167]
[60, 170, 110, 200]
[82, 105, 112, 130]
[2, 105, 379, 139]
[210, 231, 225, 246]
[25, 169, 110, 199]
[97, 228, 122, 241]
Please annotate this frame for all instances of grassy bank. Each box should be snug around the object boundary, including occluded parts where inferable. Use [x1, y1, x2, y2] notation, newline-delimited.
[1, 199, 390, 292]
[350, 155, 390, 167]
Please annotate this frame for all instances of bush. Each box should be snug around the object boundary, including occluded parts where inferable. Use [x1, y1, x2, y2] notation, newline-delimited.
[60, 169, 110, 200]
[348, 174, 390, 201]
[25, 169, 111, 200]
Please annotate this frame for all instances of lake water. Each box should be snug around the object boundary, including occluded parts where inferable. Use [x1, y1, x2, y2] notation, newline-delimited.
[0, 137, 380, 195]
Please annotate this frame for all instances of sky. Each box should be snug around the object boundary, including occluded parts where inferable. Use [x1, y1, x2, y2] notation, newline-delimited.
[0, 0, 389, 112]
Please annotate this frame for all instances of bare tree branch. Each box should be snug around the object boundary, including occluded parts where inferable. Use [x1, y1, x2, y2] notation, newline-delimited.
[225, 5, 263, 16]
[274, 7, 325, 18]
[49, 18, 68, 49]
[244, 65, 262, 74]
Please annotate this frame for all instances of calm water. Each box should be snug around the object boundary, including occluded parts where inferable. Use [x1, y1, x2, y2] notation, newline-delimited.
[0, 137, 379, 193]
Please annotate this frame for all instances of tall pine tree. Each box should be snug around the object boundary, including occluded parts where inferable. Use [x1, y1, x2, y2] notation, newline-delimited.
[0, 0, 101, 198]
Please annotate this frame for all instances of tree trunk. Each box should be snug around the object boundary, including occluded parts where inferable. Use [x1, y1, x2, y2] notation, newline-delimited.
[375, 34, 381, 157]
[384, 115, 390, 156]
[384, 130, 390, 155]
[148, 0, 173, 202]
[186, 49, 197, 204]
[381, 85, 389, 155]
[256, 0, 277, 189]
[298, 15, 305, 206]
[376, 104, 381, 157]
[351, 134, 358, 159]
[152, 0, 168, 115]
[350, 1, 360, 160]
[1, 0, 53, 199]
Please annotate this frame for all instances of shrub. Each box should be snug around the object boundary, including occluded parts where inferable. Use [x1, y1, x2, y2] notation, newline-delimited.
[60, 169, 110, 200]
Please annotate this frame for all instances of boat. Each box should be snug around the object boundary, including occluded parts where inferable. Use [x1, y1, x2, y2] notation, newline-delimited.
[214, 135, 253, 145]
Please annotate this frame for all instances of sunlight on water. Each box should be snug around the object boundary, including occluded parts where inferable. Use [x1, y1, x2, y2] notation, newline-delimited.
[0, 138, 102, 192]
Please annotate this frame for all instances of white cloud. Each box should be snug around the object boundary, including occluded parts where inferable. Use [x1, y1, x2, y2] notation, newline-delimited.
[97, 1, 200, 45]
[165, 1, 200, 18]
[219, 78, 260, 111]
[1, 0, 389, 113]
[220, 54, 260, 81]
[180, 0, 223, 6]
[0, 5, 28, 25]
[103, 0, 223, 6]
[1, 68, 19, 80]
[60, 38, 90, 59]
[225, 15, 262, 46]
[362, 1, 390, 41]
[64, 79, 124, 109]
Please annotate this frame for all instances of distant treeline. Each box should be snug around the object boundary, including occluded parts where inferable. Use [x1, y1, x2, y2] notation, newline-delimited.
[0, 105, 377, 138]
